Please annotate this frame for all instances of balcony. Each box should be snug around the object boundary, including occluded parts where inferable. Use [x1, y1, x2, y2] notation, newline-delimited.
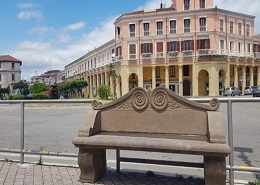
[156, 52, 164, 59]
[168, 51, 178, 59]
[200, 26, 206, 32]
[129, 54, 136, 60]
[170, 29, 176, 34]
[130, 32, 135, 37]
[184, 27, 190, 33]
[144, 31, 149, 36]
[183, 50, 193, 58]
[254, 52, 260, 59]
[142, 53, 151, 60]
[157, 30, 163, 35]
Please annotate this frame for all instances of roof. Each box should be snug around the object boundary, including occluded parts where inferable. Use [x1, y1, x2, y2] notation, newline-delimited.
[0, 55, 22, 62]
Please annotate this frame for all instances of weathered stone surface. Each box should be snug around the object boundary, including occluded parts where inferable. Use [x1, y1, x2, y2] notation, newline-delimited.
[73, 86, 230, 184]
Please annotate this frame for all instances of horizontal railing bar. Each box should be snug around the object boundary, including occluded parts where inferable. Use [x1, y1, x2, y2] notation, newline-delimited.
[0, 99, 93, 104]
[120, 157, 204, 168]
[190, 97, 260, 103]
[227, 165, 260, 173]
[0, 149, 77, 158]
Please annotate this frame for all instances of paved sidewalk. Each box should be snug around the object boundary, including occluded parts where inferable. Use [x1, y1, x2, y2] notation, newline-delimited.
[0, 161, 248, 185]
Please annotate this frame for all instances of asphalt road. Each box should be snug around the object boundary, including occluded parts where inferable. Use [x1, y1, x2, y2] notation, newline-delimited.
[0, 99, 259, 181]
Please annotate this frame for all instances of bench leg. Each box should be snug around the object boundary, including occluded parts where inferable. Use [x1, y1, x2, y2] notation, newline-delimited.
[204, 156, 226, 185]
[78, 147, 106, 183]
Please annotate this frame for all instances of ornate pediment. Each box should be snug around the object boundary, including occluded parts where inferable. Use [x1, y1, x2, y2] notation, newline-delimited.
[92, 86, 219, 112]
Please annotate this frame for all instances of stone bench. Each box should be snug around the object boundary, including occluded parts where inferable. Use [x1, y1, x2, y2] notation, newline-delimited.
[73, 86, 230, 185]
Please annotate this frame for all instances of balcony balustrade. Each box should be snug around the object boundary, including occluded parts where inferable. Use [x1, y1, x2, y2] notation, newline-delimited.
[170, 29, 176, 34]
[156, 52, 164, 59]
[130, 32, 135, 37]
[183, 50, 193, 58]
[142, 53, 151, 59]
[184, 27, 190, 33]
[129, 54, 136, 60]
[168, 51, 179, 59]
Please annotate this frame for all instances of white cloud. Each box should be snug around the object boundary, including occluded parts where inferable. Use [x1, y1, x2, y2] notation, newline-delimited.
[17, 11, 43, 20]
[29, 26, 54, 34]
[64, 21, 85, 31]
[17, 3, 39, 9]
[58, 34, 71, 43]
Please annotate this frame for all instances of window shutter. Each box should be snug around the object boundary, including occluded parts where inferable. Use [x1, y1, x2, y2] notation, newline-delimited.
[129, 44, 136, 54]
[141, 44, 144, 53]
[206, 39, 210, 49]
[167, 42, 170, 52]
[197, 40, 200, 50]
[157, 42, 163, 52]
[181, 41, 184, 51]
[150, 43, 153, 53]
[191, 40, 194, 51]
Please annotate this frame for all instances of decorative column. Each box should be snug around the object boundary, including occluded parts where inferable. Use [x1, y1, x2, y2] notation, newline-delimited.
[93, 75, 97, 97]
[234, 65, 238, 88]
[110, 75, 115, 99]
[242, 66, 246, 95]
[224, 64, 230, 88]
[100, 73, 103, 85]
[89, 75, 93, 98]
[105, 71, 108, 86]
[257, 66, 260, 85]
[116, 76, 121, 98]
[152, 66, 156, 89]
[178, 65, 183, 96]
[165, 65, 169, 89]
[138, 66, 143, 88]
[96, 74, 99, 89]
[250, 66, 254, 86]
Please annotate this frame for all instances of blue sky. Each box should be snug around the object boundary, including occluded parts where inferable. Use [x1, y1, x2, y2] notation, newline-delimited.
[1, 0, 260, 81]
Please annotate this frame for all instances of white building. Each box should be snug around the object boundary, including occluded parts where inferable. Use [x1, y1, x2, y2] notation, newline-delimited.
[0, 55, 22, 88]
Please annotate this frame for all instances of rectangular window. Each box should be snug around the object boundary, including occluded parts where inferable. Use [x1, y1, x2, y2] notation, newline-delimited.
[247, 43, 251, 52]
[184, 0, 190, 10]
[170, 20, 176, 34]
[156, 66, 160, 78]
[200, 0, 205, 9]
[238, 23, 242, 35]
[230, 41, 234, 52]
[220, 19, 224, 32]
[183, 65, 189, 76]
[169, 42, 178, 51]
[184, 19, 190, 33]
[129, 24, 135, 37]
[129, 44, 136, 59]
[230, 21, 233, 33]
[12, 74, 15, 81]
[107, 51, 110, 60]
[169, 66, 175, 77]
[238, 42, 242, 53]
[12, 63, 15, 69]
[184, 40, 191, 50]
[143, 23, 150, 36]
[157, 21, 163, 35]
[246, 24, 250, 36]
[220, 40, 225, 50]
[142, 43, 151, 53]
[199, 17, 206, 31]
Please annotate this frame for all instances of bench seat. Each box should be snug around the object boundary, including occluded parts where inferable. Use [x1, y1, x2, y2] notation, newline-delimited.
[73, 132, 230, 156]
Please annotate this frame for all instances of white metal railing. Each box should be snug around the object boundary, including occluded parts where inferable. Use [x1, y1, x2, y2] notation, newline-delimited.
[142, 53, 151, 59]
[129, 54, 136, 60]
[144, 31, 149, 36]
[156, 52, 164, 59]
[183, 50, 193, 57]
[170, 29, 176, 34]
[168, 51, 179, 59]
[130, 32, 135, 37]
[198, 49, 259, 59]
[157, 30, 163, 35]
[184, 27, 190, 33]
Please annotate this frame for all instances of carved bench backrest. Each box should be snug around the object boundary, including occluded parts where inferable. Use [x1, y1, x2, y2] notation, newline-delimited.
[92, 87, 219, 137]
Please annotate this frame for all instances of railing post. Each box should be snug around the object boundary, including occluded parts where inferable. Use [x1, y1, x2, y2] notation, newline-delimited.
[20, 102, 25, 163]
[116, 149, 120, 172]
[227, 101, 234, 185]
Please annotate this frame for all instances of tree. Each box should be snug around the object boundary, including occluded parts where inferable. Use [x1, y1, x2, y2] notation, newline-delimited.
[97, 85, 111, 99]
[59, 80, 88, 98]
[29, 83, 49, 94]
[11, 81, 29, 95]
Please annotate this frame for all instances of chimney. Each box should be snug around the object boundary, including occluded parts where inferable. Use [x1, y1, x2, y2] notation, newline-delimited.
[160, 3, 163, 9]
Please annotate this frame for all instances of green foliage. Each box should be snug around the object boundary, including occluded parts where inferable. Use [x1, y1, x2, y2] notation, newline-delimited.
[11, 81, 29, 95]
[0, 88, 9, 94]
[97, 85, 111, 99]
[29, 83, 49, 94]
[249, 174, 260, 185]
[7, 94, 25, 100]
[59, 80, 88, 98]
[33, 93, 48, 100]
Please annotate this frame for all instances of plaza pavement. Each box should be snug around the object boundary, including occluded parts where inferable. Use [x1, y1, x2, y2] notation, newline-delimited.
[0, 160, 250, 185]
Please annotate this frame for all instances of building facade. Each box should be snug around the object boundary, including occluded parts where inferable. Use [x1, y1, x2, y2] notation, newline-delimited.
[66, 0, 260, 98]
[0, 55, 22, 88]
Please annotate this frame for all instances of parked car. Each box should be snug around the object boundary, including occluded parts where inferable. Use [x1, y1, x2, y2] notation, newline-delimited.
[25, 94, 33, 99]
[224, 87, 242, 96]
[252, 86, 260, 97]
[244, 86, 253, 95]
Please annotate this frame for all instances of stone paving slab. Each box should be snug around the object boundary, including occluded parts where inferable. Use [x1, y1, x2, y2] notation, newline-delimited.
[0, 161, 248, 185]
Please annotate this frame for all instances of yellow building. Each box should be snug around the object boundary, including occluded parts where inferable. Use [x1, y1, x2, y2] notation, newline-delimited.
[65, 0, 260, 98]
